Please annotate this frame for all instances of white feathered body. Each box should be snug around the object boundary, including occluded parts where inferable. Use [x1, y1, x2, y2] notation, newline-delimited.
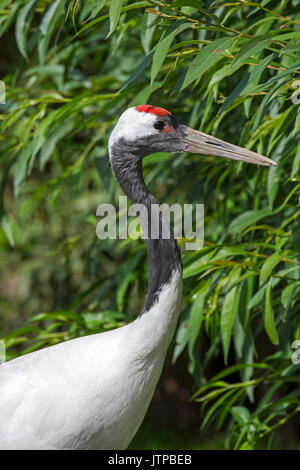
[0, 269, 181, 450]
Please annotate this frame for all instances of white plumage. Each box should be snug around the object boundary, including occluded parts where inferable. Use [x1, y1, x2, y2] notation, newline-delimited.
[0, 269, 182, 449]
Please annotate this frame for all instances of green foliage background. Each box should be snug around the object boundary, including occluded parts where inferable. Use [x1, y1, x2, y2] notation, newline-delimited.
[0, 0, 300, 449]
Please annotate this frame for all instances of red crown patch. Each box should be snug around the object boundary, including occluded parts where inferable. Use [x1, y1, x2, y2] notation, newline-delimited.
[136, 105, 171, 117]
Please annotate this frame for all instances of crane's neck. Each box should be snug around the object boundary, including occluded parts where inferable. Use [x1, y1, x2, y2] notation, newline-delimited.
[110, 148, 182, 323]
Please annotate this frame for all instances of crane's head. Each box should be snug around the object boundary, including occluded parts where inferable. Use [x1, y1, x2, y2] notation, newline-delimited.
[109, 105, 277, 167]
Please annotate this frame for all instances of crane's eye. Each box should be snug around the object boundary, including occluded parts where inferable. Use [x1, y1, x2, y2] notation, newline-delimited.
[154, 120, 165, 131]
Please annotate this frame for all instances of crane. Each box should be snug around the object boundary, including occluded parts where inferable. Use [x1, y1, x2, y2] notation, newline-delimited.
[0, 105, 277, 449]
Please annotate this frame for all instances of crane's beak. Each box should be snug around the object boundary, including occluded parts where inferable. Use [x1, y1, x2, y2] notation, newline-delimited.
[180, 126, 277, 167]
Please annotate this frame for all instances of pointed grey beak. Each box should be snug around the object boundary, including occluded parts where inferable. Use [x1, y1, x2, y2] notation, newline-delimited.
[181, 126, 277, 167]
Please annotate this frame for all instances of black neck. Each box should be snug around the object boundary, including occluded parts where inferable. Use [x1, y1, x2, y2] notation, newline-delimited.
[111, 149, 182, 313]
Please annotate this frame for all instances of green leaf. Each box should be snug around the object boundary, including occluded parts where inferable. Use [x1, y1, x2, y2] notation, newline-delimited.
[241, 54, 275, 96]
[260, 253, 282, 286]
[292, 139, 300, 177]
[15, 0, 37, 59]
[272, 31, 300, 41]
[172, 314, 189, 364]
[183, 249, 216, 278]
[228, 207, 273, 235]
[1, 215, 15, 247]
[232, 36, 272, 67]
[107, 0, 123, 38]
[84, 0, 107, 21]
[13, 146, 33, 196]
[264, 277, 279, 345]
[0, 2, 19, 38]
[201, 388, 237, 429]
[181, 36, 235, 91]
[188, 281, 210, 368]
[71, 2, 149, 41]
[231, 406, 250, 425]
[221, 269, 241, 364]
[130, 82, 162, 107]
[211, 363, 268, 382]
[39, 120, 75, 169]
[207, 61, 245, 89]
[151, 22, 189, 84]
[141, 10, 157, 55]
[281, 282, 297, 309]
[252, 76, 292, 130]
[267, 159, 280, 209]
[218, 71, 250, 115]
[120, 51, 154, 91]
[38, 0, 67, 64]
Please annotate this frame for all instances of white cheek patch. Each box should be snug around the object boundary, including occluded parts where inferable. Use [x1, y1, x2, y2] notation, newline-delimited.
[109, 108, 157, 159]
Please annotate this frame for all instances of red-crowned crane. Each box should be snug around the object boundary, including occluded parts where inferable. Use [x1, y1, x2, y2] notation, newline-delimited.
[0, 105, 277, 450]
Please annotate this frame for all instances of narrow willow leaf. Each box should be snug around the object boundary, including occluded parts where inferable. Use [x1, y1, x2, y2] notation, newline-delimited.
[141, 11, 156, 55]
[216, 389, 245, 430]
[188, 281, 210, 366]
[39, 120, 75, 169]
[246, 0, 272, 17]
[2, 107, 28, 133]
[15, 0, 37, 59]
[207, 61, 245, 90]
[272, 31, 300, 41]
[107, 0, 123, 38]
[130, 82, 162, 107]
[264, 277, 279, 345]
[268, 107, 296, 155]
[183, 250, 216, 278]
[0, 156, 17, 213]
[228, 207, 273, 235]
[13, 146, 33, 196]
[218, 71, 250, 115]
[254, 64, 300, 92]
[201, 388, 237, 429]
[0, 2, 19, 38]
[231, 406, 250, 424]
[260, 253, 282, 286]
[38, 0, 67, 64]
[1, 216, 15, 247]
[221, 270, 241, 364]
[292, 140, 300, 177]
[252, 77, 292, 130]
[85, 0, 107, 21]
[151, 22, 189, 84]
[240, 54, 275, 96]
[116, 253, 143, 311]
[247, 285, 266, 310]
[267, 160, 280, 209]
[181, 36, 235, 91]
[212, 363, 268, 383]
[72, 2, 148, 41]
[232, 36, 272, 67]
[281, 282, 297, 309]
[119, 51, 154, 91]
[172, 315, 189, 364]
[70, 12, 109, 40]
